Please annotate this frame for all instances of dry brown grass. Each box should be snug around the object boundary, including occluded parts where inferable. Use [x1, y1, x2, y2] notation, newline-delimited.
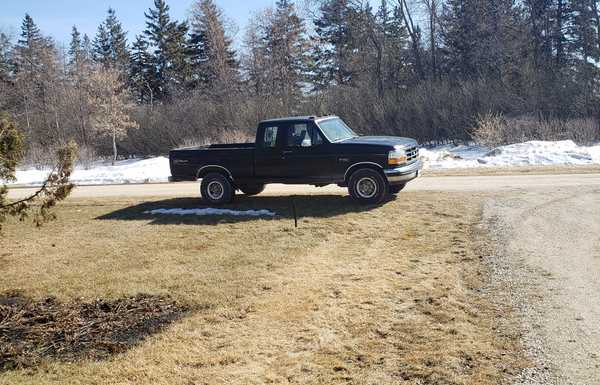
[0, 192, 523, 384]
[471, 114, 599, 147]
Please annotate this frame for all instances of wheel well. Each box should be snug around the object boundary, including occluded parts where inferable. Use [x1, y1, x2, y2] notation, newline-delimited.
[196, 165, 233, 181]
[344, 163, 385, 185]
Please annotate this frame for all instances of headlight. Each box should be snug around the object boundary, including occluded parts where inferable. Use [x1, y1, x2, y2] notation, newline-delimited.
[388, 148, 408, 165]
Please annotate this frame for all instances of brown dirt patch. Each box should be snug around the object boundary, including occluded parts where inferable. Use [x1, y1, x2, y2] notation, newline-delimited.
[0, 292, 187, 371]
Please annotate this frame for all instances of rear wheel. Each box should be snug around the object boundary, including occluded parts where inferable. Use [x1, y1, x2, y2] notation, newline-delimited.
[238, 184, 265, 196]
[200, 173, 234, 205]
[348, 168, 389, 204]
[389, 184, 406, 194]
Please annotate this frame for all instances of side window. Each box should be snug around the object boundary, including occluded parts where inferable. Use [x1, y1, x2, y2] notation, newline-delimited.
[311, 126, 324, 146]
[262, 126, 279, 148]
[286, 124, 324, 148]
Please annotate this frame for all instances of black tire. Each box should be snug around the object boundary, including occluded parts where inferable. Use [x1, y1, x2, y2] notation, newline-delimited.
[348, 168, 389, 204]
[238, 184, 266, 196]
[200, 173, 234, 205]
[389, 184, 406, 194]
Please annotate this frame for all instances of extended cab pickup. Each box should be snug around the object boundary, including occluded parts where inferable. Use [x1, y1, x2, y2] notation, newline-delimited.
[169, 116, 422, 204]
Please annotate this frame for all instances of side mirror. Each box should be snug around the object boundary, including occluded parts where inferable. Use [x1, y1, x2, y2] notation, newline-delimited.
[301, 138, 312, 147]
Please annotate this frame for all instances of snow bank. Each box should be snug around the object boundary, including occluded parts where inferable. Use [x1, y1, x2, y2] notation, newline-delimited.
[144, 208, 276, 217]
[9, 157, 171, 186]
[421, 140, 600, 169]
[5, 140, 600, 186]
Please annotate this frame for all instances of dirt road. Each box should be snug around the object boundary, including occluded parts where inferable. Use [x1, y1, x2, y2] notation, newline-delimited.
[484, 185, 600, 385]
[7, 173, 600, 199]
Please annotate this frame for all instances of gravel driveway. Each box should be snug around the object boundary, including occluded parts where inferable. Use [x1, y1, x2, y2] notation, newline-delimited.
[484, 186, 600, 385]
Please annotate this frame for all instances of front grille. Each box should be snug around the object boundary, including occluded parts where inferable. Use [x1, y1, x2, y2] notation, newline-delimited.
[405, 146, 419, 162]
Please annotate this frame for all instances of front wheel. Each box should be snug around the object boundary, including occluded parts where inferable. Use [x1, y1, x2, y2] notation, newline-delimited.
[238, 184, 265, 196]
[348, 168, 389, 204]
[200, 173, 234, 205]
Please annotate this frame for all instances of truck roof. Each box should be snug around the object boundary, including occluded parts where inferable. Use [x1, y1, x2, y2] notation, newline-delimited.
[259, 115, 337, 124]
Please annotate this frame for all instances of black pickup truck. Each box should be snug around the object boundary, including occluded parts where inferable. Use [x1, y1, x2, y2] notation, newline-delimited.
[169, 116, 422, 204]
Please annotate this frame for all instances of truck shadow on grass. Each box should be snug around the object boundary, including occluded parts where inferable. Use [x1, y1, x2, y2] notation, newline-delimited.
[96, 194, 394, 225]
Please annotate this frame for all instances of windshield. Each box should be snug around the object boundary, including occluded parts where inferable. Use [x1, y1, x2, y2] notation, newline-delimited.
[317, 118, 358, 142]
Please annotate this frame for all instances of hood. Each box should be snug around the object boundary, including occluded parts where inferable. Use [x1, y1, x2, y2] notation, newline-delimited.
[338, 136, 418, 148]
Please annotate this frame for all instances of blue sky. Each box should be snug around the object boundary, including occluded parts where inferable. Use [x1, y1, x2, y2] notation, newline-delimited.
[0, 0, 276, 47]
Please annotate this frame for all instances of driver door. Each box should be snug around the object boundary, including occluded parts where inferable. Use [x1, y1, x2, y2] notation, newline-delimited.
[280, 122, 335, 180]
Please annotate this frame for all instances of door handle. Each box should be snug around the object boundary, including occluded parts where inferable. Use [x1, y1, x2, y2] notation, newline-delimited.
[282, 150, 293, 158]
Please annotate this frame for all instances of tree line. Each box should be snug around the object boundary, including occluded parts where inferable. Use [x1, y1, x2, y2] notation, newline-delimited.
[0, 0, 599, 163]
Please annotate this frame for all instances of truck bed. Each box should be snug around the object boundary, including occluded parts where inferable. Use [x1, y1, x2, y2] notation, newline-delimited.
[205, 143, 255, 150]
[174, 143, 254, 151]
[169, 143, 255, 182]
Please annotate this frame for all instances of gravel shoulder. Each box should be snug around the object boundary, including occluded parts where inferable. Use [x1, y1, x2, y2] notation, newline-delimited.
[483, 186, 600, 385]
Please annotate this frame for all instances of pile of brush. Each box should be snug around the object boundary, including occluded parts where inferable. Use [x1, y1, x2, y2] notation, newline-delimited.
[0, 292, 188, 371]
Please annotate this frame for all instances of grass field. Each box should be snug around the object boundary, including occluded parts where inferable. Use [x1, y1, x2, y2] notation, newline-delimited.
[0, 192, 523, 384]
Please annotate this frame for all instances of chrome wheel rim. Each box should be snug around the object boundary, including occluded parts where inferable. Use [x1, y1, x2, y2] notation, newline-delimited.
[356, 177, 377, 198]
[207, 181, 225, 200]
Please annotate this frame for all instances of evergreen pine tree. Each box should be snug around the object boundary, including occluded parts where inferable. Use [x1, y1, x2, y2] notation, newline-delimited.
[82, 34, 93, 64]
[93, 23, 111, 66]
[568, 0, 600, 112]
[168, 21, 192, 89]
[15, 13, 48, 73]
[13, 14, 59, 142]
[144, 0, 184, 98]
[106, 8, 130, 71]
[69, 27, 93, 147]
[440, 0, 481, 79]
[0, 33, 11, 83]
[264, 0, 309, 113]
[569, 0, 600, 64]
[375, 1, 410, 89]
[18, 14, 43, 49]
[187, 23, 209, 88]
[93, 8, 129, 72]
[130, 35, 154, 104]
[523, 0, 557, 70]
[441, 0, 522, 79]
[189, 0, 238, 91]
[69, 26, 82, 67]
[311, 0, 354, 89]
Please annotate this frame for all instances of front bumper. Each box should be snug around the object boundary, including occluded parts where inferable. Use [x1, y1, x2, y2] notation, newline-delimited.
[384, 160, 423, 184]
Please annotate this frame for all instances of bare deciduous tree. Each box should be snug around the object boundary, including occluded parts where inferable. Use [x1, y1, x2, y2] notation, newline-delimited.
[86, 69, 138, 165]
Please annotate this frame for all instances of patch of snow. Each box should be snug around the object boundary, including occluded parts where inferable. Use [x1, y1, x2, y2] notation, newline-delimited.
[421, 140, 600, 169]
[5, 140, 600, 186]
[8, 157, 171, 186]
[144, 208, 276, 217]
